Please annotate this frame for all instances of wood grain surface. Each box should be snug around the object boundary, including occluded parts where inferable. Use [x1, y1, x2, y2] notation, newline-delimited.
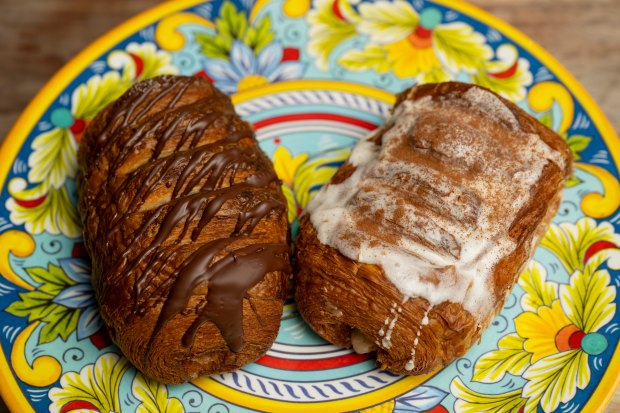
[0, 0, 618, 412]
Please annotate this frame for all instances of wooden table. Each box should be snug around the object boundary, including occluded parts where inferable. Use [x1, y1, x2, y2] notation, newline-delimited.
[0, 0, 618, 412]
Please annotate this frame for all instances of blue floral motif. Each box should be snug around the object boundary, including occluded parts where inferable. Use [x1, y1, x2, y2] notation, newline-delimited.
[52, 258, 101, 341]
[204, 41, 304, 94]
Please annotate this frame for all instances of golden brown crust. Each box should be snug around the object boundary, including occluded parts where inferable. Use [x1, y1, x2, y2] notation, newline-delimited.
[296, 217, 482, 374]
[78, 75, 290, 384]
[295, 82, 572, 375]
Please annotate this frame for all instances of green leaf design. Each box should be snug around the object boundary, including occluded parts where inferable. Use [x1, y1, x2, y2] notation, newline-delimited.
[218, 1, 248, 40]
[538, 111, 554, 129]
[519, 261, 558, 312]
[39, 305, 80, 344]
[196, 33, 231, 59]
[560, 257, 616, 333]
[451, 377, 526, 412]
[540, 218, 618, 273]
[565, 176, 582, 188]
[49, 353, 130, 413]
[433, 22, 493, 74]
[244, 16, 274, 53]
[536, 111, 591, 161]
[4, 263, 80, 344]
[419, 66, 452, 84]
[7, 184, 82, 237]
[5, 291, 58, 322]
[522, 350, 589, 413]
[471, 59, 532, 102]
[28, 264, 75, 294]
[201, 1, 249, 58]
[133, 373, 184, 413]
[307, 0, 358, 70]
[27, 128, 77, 188]
[72, 72, 127, 121]
[127, 43, 178, 81]
[567, 135, 591, 161]
[357, 0, 418, 43]
[472, 334, 531, 383]
[197, 1, 274, 59]
[338, 44, 391, 73]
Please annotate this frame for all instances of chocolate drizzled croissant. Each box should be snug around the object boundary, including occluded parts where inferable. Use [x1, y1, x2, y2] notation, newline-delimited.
[78, 75, 291, 384]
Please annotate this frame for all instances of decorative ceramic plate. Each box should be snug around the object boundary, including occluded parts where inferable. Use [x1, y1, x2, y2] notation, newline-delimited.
[1, 0, 619, 412]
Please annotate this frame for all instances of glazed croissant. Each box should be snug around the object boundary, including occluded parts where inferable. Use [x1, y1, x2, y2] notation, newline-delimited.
[77, 75, 291, 384]
[295, 82, 572, 375]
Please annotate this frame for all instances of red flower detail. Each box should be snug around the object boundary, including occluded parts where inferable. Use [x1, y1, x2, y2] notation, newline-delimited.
[568, 330, 586, 350]
[70, 119, 89, 143]
[14, 195, 47, 208]
[70, 119, 86, 135]
[408, 26, 433, 48]
[425, 405, 449, 413]
[89, 328, 112, 350]
[414, 25, 433, 39]
[556, 324, 580, 352]
[584, 240, 617, 262]
[194, 70, 214, 83]
[282, 47, 300, 62]
[128, 52, 144, 79]
[488, 61, 518, 79]
[274, 137, 281, 144]
[332, 0, 346, 21]
[60, 400, 101, 413]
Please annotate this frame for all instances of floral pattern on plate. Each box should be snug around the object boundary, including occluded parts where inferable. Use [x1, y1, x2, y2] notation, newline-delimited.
[0, 1, 619, 412]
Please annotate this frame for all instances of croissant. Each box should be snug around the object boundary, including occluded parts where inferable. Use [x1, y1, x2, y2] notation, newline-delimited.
[77, 75, 291, 384]
[295, 82, 572, 375]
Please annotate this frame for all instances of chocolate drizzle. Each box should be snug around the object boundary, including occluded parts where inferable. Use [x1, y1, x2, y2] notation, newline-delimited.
[154, 241, 291, 351]
[82, 76, 290, 357]
[234, 198, 285, 236]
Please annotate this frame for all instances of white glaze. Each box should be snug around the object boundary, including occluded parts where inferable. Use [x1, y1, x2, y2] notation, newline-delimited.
[404, 307, 432, 372]
[306, 86, 567, 321]
[379, 303, 399, 348]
